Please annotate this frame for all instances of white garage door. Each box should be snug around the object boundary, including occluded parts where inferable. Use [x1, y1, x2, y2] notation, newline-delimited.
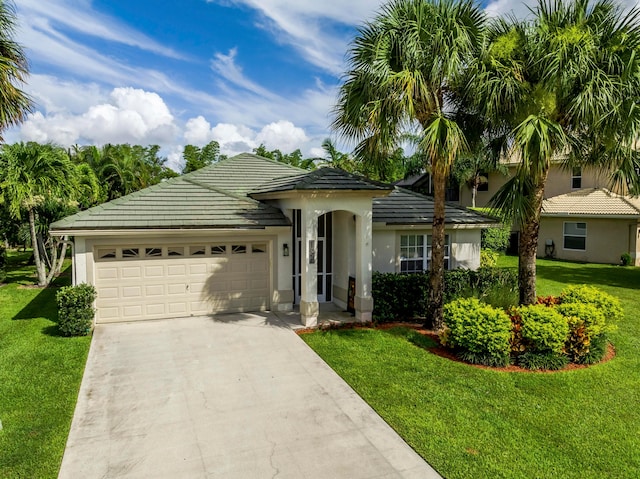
[94, 242, 270, 323]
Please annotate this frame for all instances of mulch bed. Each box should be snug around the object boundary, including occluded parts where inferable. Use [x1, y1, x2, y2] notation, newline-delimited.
[298, 321, 616, 373]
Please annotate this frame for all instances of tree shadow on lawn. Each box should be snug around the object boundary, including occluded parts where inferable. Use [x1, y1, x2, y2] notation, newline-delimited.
[535, 262, 640, 290]
[12, 286, 58, 322]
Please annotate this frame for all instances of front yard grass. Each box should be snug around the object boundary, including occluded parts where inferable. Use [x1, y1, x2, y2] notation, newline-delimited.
[301, 257, 640, 479]
[0, 251, 91, 479]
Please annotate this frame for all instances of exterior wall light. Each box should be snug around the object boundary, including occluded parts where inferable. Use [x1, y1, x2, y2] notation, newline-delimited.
[283, 243, 289, 257]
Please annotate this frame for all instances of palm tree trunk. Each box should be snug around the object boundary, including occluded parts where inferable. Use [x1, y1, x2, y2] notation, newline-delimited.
[55, 235, 69, 275]
[471, 183, 477, 208]
[518, 171, 548, 305]
[428, 164, 447, 330]
[28, 208, 47, 286]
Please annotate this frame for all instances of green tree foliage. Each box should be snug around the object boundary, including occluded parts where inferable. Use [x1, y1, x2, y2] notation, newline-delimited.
[464, 0, 640, 304]
[0, 142, 78, 286]
[0, 0, 33, 138]
[70, 143, 177, 201]
[182, 140, 224, 173]
[333, 0, 485, 329]
[253, 144, 317, 170]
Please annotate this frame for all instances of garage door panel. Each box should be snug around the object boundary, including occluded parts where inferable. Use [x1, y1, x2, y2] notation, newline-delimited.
[167, 264, 187, 276]
[144, 265, 165, 277]
[146, 303, 166, 316]
[168, 283, 187, 295]
[95, 241, 271, 322]
[121, 266, 142, 279]
[122, 286, 142, 298]
[145, 284, 165, 296]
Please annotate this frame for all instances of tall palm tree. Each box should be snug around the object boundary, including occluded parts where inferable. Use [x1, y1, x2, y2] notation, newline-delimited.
[333, 0, 485, 329]
[465, 0, 640, 304]
[0, 142, 77, 286]
[0, 0, 33, 137]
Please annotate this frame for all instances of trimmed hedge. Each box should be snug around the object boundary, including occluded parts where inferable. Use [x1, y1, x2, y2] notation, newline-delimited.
[518, 305, 568, 354]
[56, 283, 97, 336]
[442, 298, 511, 366]
[372, 267, 518, 323]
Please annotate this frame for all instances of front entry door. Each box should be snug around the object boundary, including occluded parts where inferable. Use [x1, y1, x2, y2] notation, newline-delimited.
[293, 211, 332, 303]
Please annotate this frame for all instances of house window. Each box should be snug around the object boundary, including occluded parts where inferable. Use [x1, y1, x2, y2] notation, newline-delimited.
[572, 167, 582, 189]
[252, 244, 267, 253]
[564, 222, 586, 250]
[167, 246, 184, 256]
[211, 244, 227, 255]
[232, 244, 247, 254]
[400, 234, 450, 272]
[145, 247, 162, 258]
[189, 246, 206, 256]
[122, 248, 139, 259]
[98, 248, 116, 259]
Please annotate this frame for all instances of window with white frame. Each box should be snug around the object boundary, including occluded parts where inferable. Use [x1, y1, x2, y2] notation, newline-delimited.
[400, 234, 450, 272]
[563, 222, 586, 250]
[572, 167, 582, 189]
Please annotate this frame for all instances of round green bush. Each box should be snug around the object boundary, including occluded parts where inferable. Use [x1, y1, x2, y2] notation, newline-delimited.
[442, 298, 511, 365]
[561, 285, 623, 323]
[518, 304, 568, 354]
[56, 283, 97, 336]
[557, 302, 607, 361]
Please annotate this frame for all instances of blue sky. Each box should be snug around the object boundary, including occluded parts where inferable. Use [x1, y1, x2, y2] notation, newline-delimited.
[8, 0, 639, 170]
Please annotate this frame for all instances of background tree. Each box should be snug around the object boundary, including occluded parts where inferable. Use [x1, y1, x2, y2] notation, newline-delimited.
[0, 0, 32, 138]
[333, 0, 484, 329]
[253, 144, 317, 170]
[465, 0, 640, 304]
[0, 142, 78, 286]
[182, 140, 224, 173]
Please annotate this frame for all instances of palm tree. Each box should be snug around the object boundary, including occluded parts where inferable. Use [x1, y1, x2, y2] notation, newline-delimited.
[465, 0, 640, 304]
[0, 142, 78, 286]
[333, 0, 485, 329]
[0, 0, 33, 138]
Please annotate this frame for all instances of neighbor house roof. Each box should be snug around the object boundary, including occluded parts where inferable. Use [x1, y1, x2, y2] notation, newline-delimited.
[373, 188, 497, 225]
[542, 188, 640, 217]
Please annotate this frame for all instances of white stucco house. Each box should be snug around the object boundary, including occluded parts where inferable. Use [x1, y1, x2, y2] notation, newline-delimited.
[50, 153, 495, 327]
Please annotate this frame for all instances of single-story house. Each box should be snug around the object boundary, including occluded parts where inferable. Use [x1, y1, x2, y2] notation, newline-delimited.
[538, 188, 640, 265]
[51, 153, 496, 326]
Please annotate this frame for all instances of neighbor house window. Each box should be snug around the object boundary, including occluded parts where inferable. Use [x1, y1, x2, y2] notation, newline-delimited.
[477, 171, 489, 192]
[563, 222, 586, 250]
[400, 234, 450, 272]
[572, 167, 582, 189]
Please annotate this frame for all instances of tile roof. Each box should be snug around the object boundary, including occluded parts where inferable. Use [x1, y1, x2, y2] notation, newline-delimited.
[51, 153, 494, 231]
[542, 188, 640, 217]
[373, 188, 497, 225]
[250, 167, 392, 195]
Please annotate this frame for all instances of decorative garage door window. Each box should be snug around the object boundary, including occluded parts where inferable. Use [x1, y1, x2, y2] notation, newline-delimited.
[96, 243, 268, 261]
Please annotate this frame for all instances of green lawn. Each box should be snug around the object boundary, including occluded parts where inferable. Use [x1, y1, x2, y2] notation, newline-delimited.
[302, 257, 640, 479]
[0, 251, 91, 479]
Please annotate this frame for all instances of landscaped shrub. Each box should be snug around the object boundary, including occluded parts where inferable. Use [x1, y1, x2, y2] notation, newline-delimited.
[576, 333, 609, 365]
[620, 252, 632, 266]
[518, 304, 568, 354]
[372, 268, 518, 323]
[442, 298, 511, 366]
[517, 351, 569, 370]
[56, 283, 97, 336]
[480, 249, 498, 267]
[561, 285, 624, 323]
[556, 303, 607, 361]
[481, 222, 511, 252]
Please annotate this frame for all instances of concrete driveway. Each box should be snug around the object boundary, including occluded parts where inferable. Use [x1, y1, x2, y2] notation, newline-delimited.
[59, 313, 440, 478]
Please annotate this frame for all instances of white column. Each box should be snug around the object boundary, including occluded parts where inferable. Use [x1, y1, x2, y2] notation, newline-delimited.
[300, 208, 319, 326]
[355, 211, 374, 322]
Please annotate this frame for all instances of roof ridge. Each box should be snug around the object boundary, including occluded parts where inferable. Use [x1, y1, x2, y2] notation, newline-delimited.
[182, 177, 263, 206]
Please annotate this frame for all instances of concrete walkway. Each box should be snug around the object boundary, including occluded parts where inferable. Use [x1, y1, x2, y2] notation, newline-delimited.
[59, 313, 441, 478]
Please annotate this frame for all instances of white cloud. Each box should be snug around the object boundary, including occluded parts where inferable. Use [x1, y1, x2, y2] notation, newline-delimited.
[20, 87, 179, 146]
[256, 120, 308, 151]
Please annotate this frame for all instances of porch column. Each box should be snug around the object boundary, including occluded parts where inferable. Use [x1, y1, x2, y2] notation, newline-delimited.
[300, 208, 319, 327]
[355, 211, 374, 322]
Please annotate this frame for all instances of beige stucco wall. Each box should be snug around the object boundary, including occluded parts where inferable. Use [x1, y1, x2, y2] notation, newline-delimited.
[459, 164, 618, 208]
[371, 226, 483, 272]
[538, 217, 638, 264]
